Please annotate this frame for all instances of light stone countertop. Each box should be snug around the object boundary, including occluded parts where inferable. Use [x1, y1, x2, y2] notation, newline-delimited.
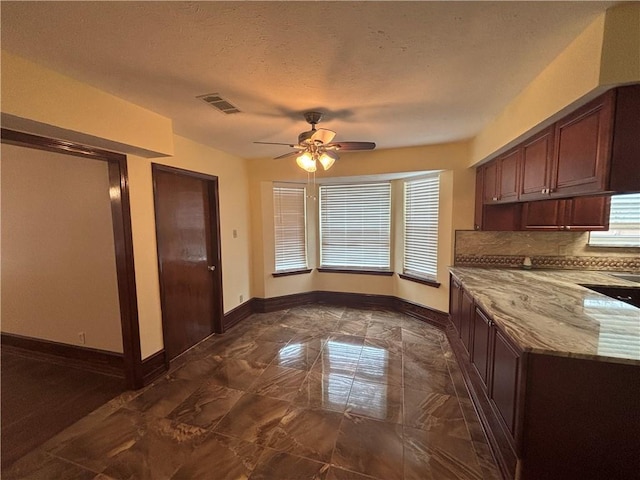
[449, 267, 640, 365]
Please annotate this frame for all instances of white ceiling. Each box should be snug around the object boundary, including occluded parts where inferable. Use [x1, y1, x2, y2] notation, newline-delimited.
[1, 1, 616, 159]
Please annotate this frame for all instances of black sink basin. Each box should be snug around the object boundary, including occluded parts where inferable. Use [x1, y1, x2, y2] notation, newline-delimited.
[583, 284, 640, 308]
[609, 273, 640, 284]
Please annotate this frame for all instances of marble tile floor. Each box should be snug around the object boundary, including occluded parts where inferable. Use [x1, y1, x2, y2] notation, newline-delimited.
[4, 305, 502, 480]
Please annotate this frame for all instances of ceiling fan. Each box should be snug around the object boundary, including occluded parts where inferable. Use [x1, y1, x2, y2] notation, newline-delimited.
[254, 111, 376, 172]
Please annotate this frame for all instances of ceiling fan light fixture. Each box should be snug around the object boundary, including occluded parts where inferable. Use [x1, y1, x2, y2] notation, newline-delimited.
[319, 152, 336, 171]
[296, 151, 316, 172]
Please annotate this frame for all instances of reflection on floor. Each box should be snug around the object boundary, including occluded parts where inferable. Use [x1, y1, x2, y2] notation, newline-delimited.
[1, 346, 125, 471]
[4, 305, 501, 479]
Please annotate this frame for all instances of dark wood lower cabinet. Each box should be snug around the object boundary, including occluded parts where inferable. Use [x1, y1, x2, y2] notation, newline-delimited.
[459, 289, 474, 355]
[449, 278, 462, 332]
[522, 354, 640, 480]
[448, 273, 639, 480]
[489, 327, 521, 436]
[471, 307, 492, 388]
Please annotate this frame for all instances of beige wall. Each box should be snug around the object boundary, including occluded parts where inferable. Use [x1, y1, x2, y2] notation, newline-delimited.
[128, 135, 252, 359]
[1, 51, 174, 158]
[248, 143, 475, 314]
[1, 144, 123, 352]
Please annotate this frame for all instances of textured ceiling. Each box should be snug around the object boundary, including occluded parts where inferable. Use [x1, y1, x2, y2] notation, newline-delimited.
[1, 1, 616, 159]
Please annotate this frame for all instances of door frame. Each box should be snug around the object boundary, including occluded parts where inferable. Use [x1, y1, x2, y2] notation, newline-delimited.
[151, 164, 224, 363]
[0, 129, 143, 389]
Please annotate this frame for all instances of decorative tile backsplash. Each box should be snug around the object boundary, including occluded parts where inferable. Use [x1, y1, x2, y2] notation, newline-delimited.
[454, 231, 640, 272]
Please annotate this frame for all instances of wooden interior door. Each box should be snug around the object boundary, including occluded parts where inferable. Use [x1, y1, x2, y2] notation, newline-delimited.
[153, 165, 223, 361]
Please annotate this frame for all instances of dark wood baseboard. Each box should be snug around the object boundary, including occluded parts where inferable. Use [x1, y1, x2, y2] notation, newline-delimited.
[223, 299, 255, 330]
[1, 333, 124, 378]
[140, 349, 167, 386]
[253, 292, 317, 313]
[250, 291, 448, 331]
[394, 297, 450, 329]
[316, 291, 396, 309]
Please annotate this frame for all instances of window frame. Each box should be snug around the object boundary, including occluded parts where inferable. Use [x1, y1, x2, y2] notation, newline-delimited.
[318, 182, 392, 273]
[589, 193, 640, 248]
[401, 173, 441, 287]
[273, 183, 310, 275]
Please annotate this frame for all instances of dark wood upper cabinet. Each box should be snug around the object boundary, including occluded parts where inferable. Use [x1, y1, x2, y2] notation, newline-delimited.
[482, 149, 521, 204]
[474, 168, 484, 230]
[551, 91, 614, 197]
[521, 196, 610, 231]
[475, 84, 639, 221]
[609, 84, 640, 193]
[520, 127, 555, 201]
[498, 149, 521, 203]
[482, 161, 499, 203]
[520, 199, 566, 231]
[565, 195, 610, 230]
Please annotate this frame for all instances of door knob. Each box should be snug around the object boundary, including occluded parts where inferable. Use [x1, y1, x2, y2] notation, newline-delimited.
[207, 265, 216, 271]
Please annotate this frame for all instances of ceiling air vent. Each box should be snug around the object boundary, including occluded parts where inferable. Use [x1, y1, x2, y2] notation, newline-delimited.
[197, 93, 241, 114]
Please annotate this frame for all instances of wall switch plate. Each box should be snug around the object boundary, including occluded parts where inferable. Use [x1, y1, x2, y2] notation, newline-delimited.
[239, 294, 244, 303]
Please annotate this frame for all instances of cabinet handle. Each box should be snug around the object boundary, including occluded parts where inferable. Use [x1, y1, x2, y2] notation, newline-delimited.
[616, 296, 633, 301]
[492, 196, 498, 201]
[566, 226, 571, 230]
[548, 188, 554, 193]
[541, 188, 546, 194]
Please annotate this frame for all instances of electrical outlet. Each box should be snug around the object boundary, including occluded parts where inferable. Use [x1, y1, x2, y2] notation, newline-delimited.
[78, 332, 86, 345]
[239, 294, 244, 303]
[233, 229, 238, 238]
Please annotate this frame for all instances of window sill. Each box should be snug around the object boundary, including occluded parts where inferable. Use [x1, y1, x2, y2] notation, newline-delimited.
[272, 269, 313, 278]
[399, 273, 441, 288]
[317, 268, 393, 276]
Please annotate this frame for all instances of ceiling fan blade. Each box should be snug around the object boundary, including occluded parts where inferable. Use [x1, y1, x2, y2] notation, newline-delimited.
[254, 141, 297, 147]
[326, 141, 376, 151]
[274, 151, 300, 160]
[311, 128, 336, 144]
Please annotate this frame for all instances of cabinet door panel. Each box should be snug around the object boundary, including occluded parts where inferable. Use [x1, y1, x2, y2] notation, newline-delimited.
[483, 162, 499, 204]
[450, 277, 462, 333]
[552, 94, 613, 196]
[482, 204, 522, 231]
[521, 127, 554, 201]
[474, 169, 484, 230]
[565, 196, 610, 231]
[498, 149, 521, 203]
[472, 308, 492, 388]
[490, 328, 520, 435]
[521, 199, 564, 230]
[460, 290, 474, 355]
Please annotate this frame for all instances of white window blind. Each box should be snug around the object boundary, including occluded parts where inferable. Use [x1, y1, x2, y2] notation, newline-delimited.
[273, 185, 307, 271]
[404, 175, 440, 279]
[589, 193, 640, 247]
[320, 183, 391, 270]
